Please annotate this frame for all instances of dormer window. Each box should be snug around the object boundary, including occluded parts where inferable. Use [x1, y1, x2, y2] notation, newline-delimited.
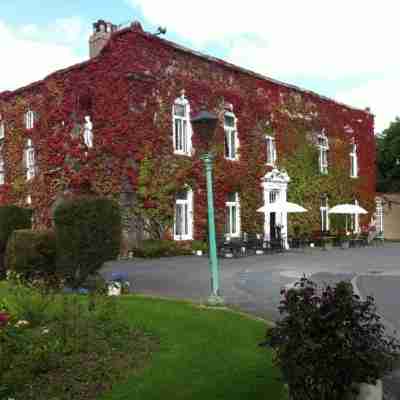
[350, 139, 358, 178]
[224, 111, 239, 160]
[25, 139, 36, 180]
[266, 136, 277, 166]
[25, 110, 35, 130]
[173, 93, 192, 156]
[317, 131, 329, 174]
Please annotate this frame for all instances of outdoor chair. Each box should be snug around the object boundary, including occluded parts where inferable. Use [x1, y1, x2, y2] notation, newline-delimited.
[216, 235, 246, 258]
[244, 232, 265, 255]
[269, 237, 284, 253]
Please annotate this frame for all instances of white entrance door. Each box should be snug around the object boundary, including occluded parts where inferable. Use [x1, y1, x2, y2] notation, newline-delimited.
[261, 168, 290, 248]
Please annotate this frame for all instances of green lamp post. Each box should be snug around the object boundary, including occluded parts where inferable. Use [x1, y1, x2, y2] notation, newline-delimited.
[191, 109, 224, 305]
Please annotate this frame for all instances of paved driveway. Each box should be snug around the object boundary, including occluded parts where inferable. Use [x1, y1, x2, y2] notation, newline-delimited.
[103, 243, 400, 399]
[103, 243, 400, 327]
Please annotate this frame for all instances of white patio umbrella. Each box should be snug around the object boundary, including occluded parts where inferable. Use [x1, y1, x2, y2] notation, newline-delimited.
[256, 202, 308, 213]
[257, 201, 307, 250]
[328, 203, 368, 232]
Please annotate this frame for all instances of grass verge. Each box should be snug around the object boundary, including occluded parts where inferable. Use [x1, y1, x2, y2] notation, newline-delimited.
[102, 295, 286, 400]
[0, 283, 287, 400]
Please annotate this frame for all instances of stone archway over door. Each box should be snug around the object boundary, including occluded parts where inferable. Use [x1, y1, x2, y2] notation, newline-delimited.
[261, 168, 290, 248]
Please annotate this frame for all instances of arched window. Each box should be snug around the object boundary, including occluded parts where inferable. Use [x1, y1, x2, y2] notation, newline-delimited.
[350, 139, 358, 178]
[224, 108, 239, 160]
[174, 188, 193, 240]
[25, 110, 36, 130]
[266, 135, 277, 166]
[172, 92, 192, 155]
[25, 139, 36, 180]
[317, 130, 329, 174]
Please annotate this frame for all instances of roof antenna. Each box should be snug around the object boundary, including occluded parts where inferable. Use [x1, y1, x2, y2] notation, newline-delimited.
[155, 26, 167, 36]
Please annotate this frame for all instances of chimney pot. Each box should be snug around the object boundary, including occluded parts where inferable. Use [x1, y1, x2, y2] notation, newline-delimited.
[89, 19, 117, 58]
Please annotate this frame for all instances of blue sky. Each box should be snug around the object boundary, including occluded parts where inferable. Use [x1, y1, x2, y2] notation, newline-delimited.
[1, 0, 399, 133]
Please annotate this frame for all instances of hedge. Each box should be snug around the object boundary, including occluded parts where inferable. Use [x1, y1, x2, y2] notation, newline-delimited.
[5, 229, 56, 281]
[0, 206, 32, 278]
[54, 196, 121, 287]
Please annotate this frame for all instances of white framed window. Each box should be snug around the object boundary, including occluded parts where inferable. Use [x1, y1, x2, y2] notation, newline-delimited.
[320, 196, 330, 232]
[0, 121, 5, 140]
[0, 155, 4, 185]
[225, 192, 241, 237]
[174, 189, 193, 240]
[25, 139, 36, 180]
[224, 112, 239, 160]
[172, 94, 192, 155]
[350, 140, 358, 178]
[266, 136, 277, 166]
[269, 190, 279, 204]
[375, 198, 384, 235]
[317, 131, 329, 174]
[25, 110, 35, 130]
[351, 199, 360, 233]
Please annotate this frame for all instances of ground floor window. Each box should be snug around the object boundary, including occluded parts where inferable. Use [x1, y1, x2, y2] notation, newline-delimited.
[375, 198, 384, 235]
[174, 189, 193, 240]
[320, 196, 329, 232]
[225, 192, 240, 237]
[350, 199, 360, 233]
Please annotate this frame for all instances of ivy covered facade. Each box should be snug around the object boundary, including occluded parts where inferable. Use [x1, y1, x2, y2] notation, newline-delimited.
[0, 20, 376, 246]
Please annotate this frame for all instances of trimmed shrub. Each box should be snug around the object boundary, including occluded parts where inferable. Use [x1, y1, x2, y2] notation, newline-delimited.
[54, 196, 121, 287]
[5, 229, 56, 282]
[0, 206, 32, 278]
[131, 239, 191, 258]
[264, 276, 400, 400]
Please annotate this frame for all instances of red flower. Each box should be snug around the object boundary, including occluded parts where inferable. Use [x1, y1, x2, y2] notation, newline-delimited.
[0, 312, 10, 327]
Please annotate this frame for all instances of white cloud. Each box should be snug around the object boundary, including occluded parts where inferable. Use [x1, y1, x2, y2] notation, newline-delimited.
[127, 0, 400, 131]
[0, 19, 85, 92]
[337, 78, 400, 134]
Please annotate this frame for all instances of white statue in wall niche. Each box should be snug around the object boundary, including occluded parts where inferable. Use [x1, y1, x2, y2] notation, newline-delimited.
[83, 115, 93, 148]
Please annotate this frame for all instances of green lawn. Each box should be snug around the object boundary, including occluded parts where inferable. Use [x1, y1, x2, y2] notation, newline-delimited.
[103, 296, 286, 400]
[0, 282, 286, 400]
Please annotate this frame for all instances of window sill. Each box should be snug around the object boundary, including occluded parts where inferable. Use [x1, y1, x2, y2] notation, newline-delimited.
[226, 233, 241, 239]
[173, 151, 192, 157]
[350, 175, 359, 179]
[266, 162, 276, 167]
[225, 157, 239, 162]
[174, 236, 193, 241]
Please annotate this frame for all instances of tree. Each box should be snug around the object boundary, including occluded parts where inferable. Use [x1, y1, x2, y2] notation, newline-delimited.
[377, 117, 400, 192]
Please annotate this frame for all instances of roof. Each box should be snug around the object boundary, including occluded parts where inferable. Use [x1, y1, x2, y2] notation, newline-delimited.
[0, 21, 372, 117]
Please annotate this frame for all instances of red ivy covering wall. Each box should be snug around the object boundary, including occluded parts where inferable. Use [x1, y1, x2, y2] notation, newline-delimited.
[0, 22, 375, 237]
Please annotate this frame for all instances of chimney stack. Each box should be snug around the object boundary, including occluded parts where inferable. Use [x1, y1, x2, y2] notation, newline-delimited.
[89, 19, 117, 58]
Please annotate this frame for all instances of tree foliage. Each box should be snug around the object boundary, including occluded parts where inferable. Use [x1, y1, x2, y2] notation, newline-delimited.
[377, 117, 400, 192]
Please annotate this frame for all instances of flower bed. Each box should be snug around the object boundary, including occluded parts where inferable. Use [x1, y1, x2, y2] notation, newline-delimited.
[0, 281, 158, 399]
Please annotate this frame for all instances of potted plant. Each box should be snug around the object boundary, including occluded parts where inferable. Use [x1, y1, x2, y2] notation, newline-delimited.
[321, 231, 333, 250]
[108, 272, 131, 296]
[336, 230, 350, 249]
[191, 240, 208, 256]
[262, 277, 400, 400]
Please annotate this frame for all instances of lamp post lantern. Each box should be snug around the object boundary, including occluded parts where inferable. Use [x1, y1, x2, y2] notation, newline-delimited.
[191, 109, 223, 305]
